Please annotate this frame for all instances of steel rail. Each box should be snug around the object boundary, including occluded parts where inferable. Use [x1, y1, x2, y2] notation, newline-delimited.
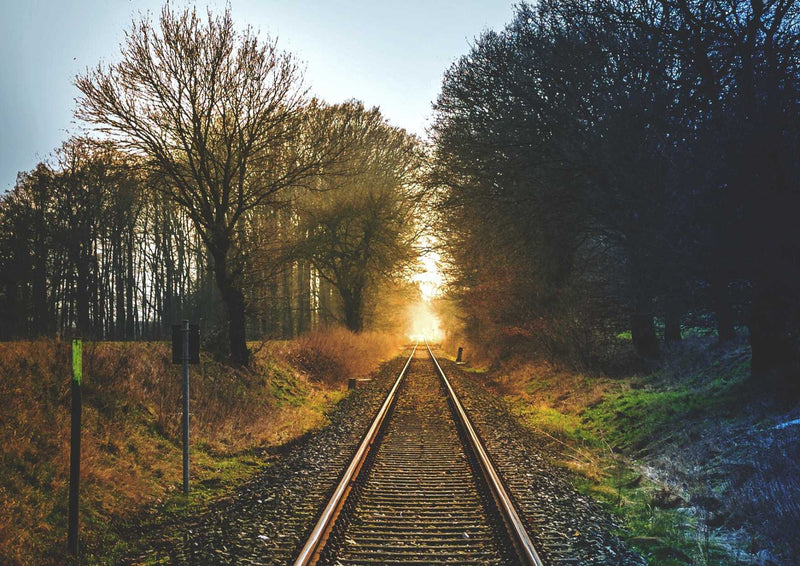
[293, 343, 418, 566]
[426, 341, 545, 566]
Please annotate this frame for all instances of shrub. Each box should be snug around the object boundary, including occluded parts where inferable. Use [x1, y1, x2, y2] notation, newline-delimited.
[280, 328, 401, 385]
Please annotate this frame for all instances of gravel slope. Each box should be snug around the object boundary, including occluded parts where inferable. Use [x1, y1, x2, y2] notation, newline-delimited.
[125, 349, 644, 564]
[438, 355, 645, 565]
[127, 354, 408, 565]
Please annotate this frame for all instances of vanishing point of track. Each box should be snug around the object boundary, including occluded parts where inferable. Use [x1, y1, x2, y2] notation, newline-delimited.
[294, 343, 544, 565]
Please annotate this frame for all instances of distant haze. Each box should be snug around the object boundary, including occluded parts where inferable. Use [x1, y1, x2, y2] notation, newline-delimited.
[0, 0, 514, 193]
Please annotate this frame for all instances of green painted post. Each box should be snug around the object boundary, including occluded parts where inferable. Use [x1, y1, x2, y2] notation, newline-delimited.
[67, 340, 82, 556]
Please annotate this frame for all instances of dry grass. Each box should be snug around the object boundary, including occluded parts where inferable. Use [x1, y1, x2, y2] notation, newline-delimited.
[0, 332, 396, 565]
[0, 340, 72, 564]
[441, 335, 495, 369]
[275, 328, 402, 385]
[464, 355, 615, 412]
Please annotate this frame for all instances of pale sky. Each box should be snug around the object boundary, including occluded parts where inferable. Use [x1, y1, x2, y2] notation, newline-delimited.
[0, 0, 516, 192]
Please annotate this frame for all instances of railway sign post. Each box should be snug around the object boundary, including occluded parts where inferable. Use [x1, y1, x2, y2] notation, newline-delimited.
[67, 339, 82, 557]
[172, 321, 199, 494]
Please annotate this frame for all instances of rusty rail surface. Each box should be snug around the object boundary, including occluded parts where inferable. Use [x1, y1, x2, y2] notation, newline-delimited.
[293, 344, 417, 565]
[293, 342, 543, 565]
[427, 341, 544, 566]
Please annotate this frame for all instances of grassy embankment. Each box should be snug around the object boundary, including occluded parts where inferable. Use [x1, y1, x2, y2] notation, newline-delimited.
[454, 335, 758, 565]
[0, 329, 400, 565]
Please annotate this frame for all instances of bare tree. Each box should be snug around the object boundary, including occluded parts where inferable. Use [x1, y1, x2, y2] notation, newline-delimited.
[75, 6, 342, 364]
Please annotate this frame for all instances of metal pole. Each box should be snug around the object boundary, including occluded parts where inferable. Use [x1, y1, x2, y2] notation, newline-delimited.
[68, 339, 82, 556]
[182, 320, 190, 494]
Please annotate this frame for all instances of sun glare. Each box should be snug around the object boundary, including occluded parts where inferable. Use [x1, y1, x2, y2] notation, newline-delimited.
[408, 239, 445, 342]
[407, 301, 444, 343]
[412, 239, 444, 302]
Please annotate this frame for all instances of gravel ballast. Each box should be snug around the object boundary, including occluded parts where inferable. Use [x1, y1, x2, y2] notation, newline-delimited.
[126, 349, 644, 564]
[438, 355, 644, 565]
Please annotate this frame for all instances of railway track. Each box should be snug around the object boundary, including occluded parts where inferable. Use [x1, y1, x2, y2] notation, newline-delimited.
[294, 343, 544, 565]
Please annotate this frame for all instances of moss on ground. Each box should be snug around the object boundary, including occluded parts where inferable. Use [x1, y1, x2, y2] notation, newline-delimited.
[484, 336, 755, 565]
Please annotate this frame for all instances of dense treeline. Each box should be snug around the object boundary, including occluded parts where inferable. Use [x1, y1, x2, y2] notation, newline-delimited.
[0, 124, 419, 346]
[0, 139, 209, 340]
[0, 7, 423, 361]
[432, 0, 800, 394]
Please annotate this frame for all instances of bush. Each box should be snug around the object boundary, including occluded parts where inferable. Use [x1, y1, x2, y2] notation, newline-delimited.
[280, 328, 401, 385]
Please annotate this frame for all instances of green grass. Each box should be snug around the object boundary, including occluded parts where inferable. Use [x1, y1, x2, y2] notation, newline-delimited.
[496, 335, 754, 564]
[268, 362, 309, 407]
[86, 450, 267, 565]
[584, 389, 706, 451]
[584, 343, 750, 453]
[513, 402, 597, 446]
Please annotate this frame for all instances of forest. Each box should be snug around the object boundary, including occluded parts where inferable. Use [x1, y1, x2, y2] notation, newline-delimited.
[2, 1, 800, 563]
[2, 0, 800, 392]
[432, 0, 800, 397]
[0, 8, 425, 365]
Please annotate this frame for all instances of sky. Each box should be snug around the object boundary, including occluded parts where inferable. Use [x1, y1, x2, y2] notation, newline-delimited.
[0, 0, 516, 193]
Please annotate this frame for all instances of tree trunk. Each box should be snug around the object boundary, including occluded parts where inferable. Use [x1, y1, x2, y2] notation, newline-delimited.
[749, 279, 800, 398]
[711, 276, 736, 342]
[281, 264, 294, 337]
[341, 287, 364, 332]
[89, 238, 101, 339]
[164, 243, 174, 335]
[631, 296, 659, 357]
[298, 260, 311, 334]
[114, 238, 125, 340]
[76, 241, 91, 338]
[664, 296, 682, 344]
[126, 227, 136, 339]
[267, 273, 279, 335]
[210, 243, 250, 365]
[318, 276, 332, 327]
[32, 238, 49, 335]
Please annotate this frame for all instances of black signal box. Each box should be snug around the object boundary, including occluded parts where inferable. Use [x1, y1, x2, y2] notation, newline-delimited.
[172, 324, 200, 364]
